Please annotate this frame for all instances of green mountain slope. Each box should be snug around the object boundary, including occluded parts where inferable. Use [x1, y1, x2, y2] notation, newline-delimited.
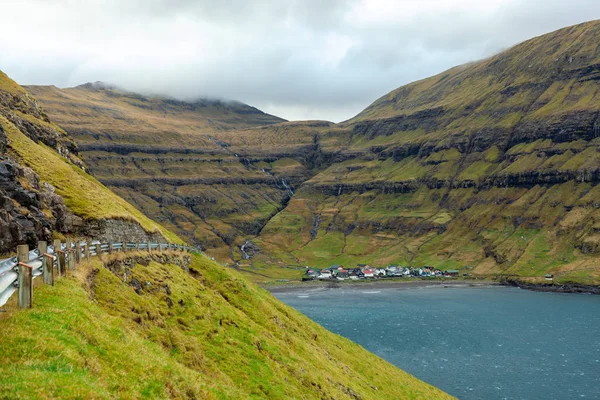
[26, 21, 600, 284]
[252, 20, 600, 284]
[25, 84, 347, 262]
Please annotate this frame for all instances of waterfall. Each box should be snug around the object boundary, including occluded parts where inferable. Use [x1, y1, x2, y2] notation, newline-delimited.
[240, 241, 251, 259]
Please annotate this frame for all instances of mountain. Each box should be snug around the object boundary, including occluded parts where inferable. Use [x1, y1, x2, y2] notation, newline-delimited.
[27, 20, 600, 285]
[1, 71, 450, 398]
[253, 20, 600, 284]
[25, 83, 342, 263]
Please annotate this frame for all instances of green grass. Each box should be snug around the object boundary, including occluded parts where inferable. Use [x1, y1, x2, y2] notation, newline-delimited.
[0, 254, 453, 399]
[257, 178, 600, 284]
[0, 70, 26, 95]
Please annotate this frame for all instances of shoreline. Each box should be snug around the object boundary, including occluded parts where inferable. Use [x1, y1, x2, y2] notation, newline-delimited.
[265, 279, 497, 293]
[264, 278, 600, 295]
[500, 279, 600, 295]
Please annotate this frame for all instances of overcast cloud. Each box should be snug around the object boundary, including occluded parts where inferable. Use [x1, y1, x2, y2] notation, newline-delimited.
[1, 0, 599, 122]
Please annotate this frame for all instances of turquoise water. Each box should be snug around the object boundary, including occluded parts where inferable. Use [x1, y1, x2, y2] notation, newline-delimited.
[273, 285, 600, 399]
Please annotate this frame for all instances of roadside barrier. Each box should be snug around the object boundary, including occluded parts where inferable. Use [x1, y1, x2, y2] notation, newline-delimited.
[0, 239, 193, 309]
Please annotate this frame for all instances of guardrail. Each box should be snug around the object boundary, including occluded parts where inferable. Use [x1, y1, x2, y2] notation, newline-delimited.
[0, 239, 194, 309]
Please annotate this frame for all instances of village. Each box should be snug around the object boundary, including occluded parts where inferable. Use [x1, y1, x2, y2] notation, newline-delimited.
[303, 264, 463, 281]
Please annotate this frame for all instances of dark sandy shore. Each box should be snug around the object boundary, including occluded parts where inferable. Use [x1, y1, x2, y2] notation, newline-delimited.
[500, 279, 600, 295]
[265, 279, 498, 293]
[265, 278, 600, 295]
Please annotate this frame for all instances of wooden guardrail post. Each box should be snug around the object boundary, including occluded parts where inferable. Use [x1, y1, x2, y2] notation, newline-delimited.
[147, 241, 152, 253]
[53, 239, 61, 254]
[38, 241, 47, 258]
[67, 241, 74, 271]
[38, 241, 49, 285]
[43, 253, 54, 286]
[135, 241, 139, 251]
[17, 245, 32, 309]
[53, 239, 63, 276]
[67, 249, 73, 271]
[17, 245, 29, 264]
[58, 250, 66, 277]
[85, 241, 90, 262]
[96, 242, 102, 258]
[75, 241, 82, 264]
[122, 240, 127, 253]
[108, 242, 113, 255]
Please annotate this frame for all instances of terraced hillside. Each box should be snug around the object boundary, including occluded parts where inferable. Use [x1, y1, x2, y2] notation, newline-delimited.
[26, 84, 351, 262]
[253, 21, 600, 284]
[28, 21, 600, 284]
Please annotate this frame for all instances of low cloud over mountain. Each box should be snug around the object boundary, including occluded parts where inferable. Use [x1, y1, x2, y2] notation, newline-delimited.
[1, 0, 599, 121]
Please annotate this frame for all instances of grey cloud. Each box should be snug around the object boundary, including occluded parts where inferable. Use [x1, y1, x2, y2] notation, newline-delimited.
[0, 0, 599, 122]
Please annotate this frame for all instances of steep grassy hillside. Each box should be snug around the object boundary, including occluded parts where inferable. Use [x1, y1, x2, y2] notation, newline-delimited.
[0, 252, 451, 399]
[250, 21, 600, 284]
[27, 84, 350, 262]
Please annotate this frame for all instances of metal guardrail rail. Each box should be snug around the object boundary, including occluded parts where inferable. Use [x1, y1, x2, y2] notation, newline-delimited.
[0, 239, 195, 309]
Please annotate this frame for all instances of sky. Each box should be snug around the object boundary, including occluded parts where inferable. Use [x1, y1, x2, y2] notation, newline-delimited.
[1, 0, 599, 122]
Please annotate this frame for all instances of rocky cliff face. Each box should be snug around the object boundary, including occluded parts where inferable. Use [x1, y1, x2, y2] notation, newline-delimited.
[0, 77, 80, 165]
[0, 156, 64, 251]
[0, 72, 85, 252]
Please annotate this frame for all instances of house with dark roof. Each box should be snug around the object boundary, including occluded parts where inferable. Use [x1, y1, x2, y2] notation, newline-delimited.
[336, 270, 349, 280]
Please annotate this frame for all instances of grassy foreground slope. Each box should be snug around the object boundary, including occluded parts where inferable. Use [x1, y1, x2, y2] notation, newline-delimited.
[251, 21, 600, 284]
[0, 253, 452, 399]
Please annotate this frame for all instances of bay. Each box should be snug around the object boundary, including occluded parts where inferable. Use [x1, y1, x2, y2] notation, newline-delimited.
[274, 285, 600, 400]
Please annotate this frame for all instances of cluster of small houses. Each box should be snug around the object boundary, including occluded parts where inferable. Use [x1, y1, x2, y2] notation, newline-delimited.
[303, 264, 461, 281]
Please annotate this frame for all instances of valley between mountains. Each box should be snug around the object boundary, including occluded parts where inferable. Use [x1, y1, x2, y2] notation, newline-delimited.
[0, 66, 452, 400]
[27, 20, 600, 285]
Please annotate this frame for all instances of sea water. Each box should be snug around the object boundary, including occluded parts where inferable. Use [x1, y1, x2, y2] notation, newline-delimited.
[274, 285, 600, 400]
